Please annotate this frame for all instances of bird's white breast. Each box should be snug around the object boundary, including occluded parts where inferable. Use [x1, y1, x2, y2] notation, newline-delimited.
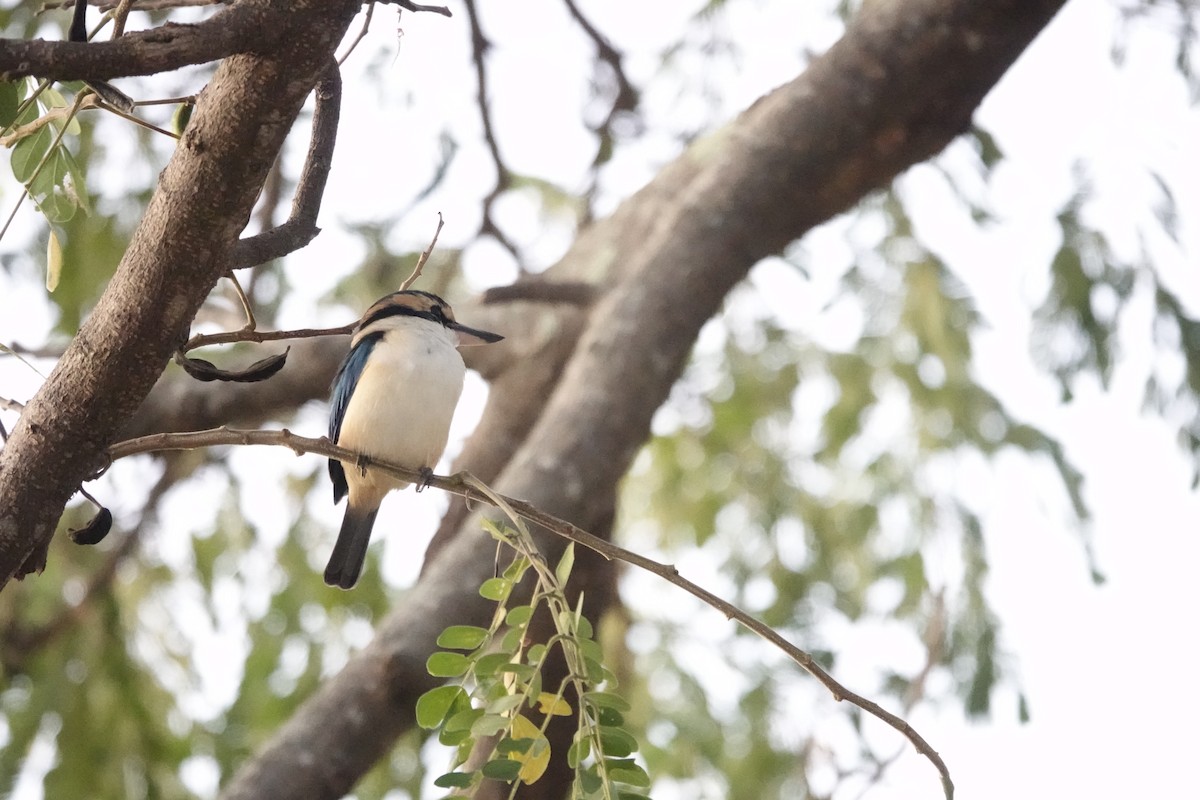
[336, 317, 466, 504]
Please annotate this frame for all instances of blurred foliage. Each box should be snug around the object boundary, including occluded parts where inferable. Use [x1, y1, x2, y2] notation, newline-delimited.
[1, 2, 1199, 800]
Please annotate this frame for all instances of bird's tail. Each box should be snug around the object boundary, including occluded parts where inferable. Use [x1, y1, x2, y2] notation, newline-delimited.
[324, 503, 379, 590]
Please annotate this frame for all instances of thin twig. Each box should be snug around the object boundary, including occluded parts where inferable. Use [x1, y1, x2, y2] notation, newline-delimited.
[224, 271, 258, 331]
[231, 62, 342, 270]
[850, 591, 947, 799]
[104, 426, 955, 798]
[95, 99, 179, 138]
[399, 212, 444, 291]
[110, 0, 135, 37]
[182, 322, 353, 353]
[337, 1, 375, 66]
[132, 94, 198, 107]
[391, 0, 451, 15]
[460, 0, 519, 262]
[481, 280, 597, 307]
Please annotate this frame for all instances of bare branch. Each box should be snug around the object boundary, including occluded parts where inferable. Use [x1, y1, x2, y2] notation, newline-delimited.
[1, 3, 278, 82]
[106, 426, 954, 796]
[183, 322, 354, 352]
[398, 212, 444, 291]
[480, 280, 597, 307]
[561, 0, 639, 157]
[231, 62, 342, 270]
[460, 0, 519, 262]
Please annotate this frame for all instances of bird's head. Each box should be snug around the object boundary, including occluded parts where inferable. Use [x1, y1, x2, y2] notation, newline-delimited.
[357, 290, 503, 346]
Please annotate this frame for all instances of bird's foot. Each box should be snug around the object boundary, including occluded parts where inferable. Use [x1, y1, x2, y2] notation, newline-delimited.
[355, 454, 370, 477]
[416, 466, 435, 492]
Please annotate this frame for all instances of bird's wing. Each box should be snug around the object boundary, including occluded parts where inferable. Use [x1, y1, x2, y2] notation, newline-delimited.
[328, 331, 384, 503]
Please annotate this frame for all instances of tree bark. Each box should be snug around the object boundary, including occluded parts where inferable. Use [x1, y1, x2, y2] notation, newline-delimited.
[217, 0, 1068, 798]
[0, 0, 363, 585]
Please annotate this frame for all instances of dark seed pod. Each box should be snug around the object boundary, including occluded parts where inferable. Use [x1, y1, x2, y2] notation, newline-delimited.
[70, 507, 113, 545]
[178, 348, 289, 383]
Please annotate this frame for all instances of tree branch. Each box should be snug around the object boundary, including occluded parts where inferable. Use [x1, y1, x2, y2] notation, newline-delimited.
[231, 61, 343, 270]
[460, 0, 519, 261]
[0, 0, 367, 587]
[0, 3, 273, 81]
[105, 426, 953, 795]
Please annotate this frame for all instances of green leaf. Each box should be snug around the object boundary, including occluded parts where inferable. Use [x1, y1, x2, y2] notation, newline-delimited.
[426, 651, 470, 678]
[496, 735, 536, 756]
[496, 662, 535, 681]
[433, 771, 475, 789]
[485, 694, 524, 716]
[445, 707, 485, 733]
[506, 604, 533, 626]
[39, 86, 68, 110]
[59, 147, 90, 216]
[597, 706, 624, 727]
[500, 625, 526, 653]
[470, 712, 511, 737]
[598, 727, 638, 758]
[481, 758, 522, 781]
[567, 734, 590, 768]
[502, 556, 531, 581]
[415, 685, 465, 729]
[607, 759, 651, 787]
[579, 765, 603, 794]
[584, 691, 629, 714]
[555, 542, 576, 585]
[0, 80, 21, 127]
[11, 124, 53, 183]
[437, 624, 490, 650]
[480, 577, 512, 601]
[475, 652, 516, 676]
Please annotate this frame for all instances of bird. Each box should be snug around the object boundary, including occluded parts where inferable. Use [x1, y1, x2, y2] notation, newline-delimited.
[325, 289, 503, 589]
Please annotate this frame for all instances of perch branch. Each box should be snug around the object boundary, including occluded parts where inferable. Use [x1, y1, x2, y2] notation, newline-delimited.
[106, 426, 954, 797]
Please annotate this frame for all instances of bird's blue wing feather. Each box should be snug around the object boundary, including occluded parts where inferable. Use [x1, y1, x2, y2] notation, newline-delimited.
[328, 332, 384, 504]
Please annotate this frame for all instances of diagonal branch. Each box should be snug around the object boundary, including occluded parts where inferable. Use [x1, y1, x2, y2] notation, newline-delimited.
[460, 0, 519, 261]
[231, 61, 343, 270]
[107, 426, 953, 795]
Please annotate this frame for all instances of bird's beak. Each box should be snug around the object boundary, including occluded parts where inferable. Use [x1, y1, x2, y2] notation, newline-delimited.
[450, 321, 504, 346]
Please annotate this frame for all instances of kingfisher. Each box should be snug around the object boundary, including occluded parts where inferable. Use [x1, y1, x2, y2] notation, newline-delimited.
[325, 290, 503, 589]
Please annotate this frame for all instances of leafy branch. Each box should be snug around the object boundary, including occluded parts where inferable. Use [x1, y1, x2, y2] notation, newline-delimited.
[104, 426, 955, 798]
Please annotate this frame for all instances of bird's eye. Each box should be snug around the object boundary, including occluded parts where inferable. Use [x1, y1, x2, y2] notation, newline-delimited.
[430, 305, 447, 323]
